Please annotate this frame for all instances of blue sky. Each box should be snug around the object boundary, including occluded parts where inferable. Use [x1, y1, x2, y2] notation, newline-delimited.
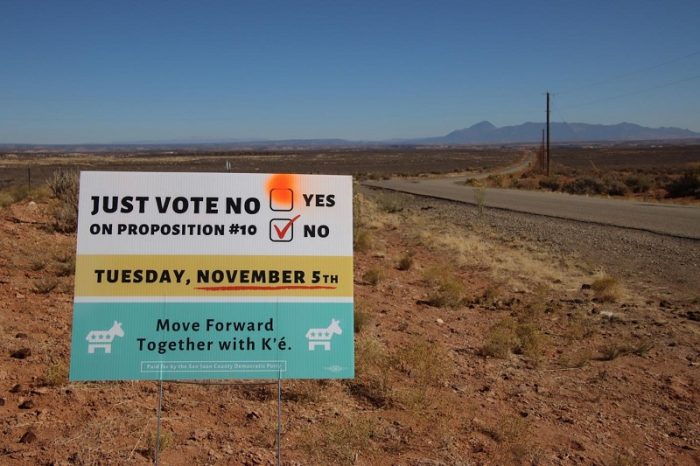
[2, 0, 699, 143]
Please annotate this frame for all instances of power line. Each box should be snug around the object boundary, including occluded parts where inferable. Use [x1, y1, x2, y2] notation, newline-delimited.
[558, 50, 700, 95]
[559, 73, 700, 110]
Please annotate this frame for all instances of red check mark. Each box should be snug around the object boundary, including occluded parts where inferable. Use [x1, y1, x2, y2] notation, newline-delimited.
[273, 214, 301, 239]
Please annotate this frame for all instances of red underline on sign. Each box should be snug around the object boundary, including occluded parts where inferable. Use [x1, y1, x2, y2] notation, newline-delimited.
[194, 285, 338, 291]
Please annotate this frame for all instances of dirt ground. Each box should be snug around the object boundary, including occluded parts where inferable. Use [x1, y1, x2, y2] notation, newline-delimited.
[1, 175, 698, 465]
[0, 148, 521, 191]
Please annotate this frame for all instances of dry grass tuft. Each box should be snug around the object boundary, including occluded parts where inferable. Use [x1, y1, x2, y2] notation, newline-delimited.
[33, 277, 58, 294]
[0, 185, 30, 207]
[354, 305, 371, 333]
[349, 335, 394, 407]
[146, 430, 173, 461]
[397, 251, 414, 271]
[599, 342, 630, 361]
[47, 169, 80, 233]
[299, 415, 375, 465]
[42, 359, 69, 387]
[362, 266, 384, 285]
[423, 267, 465, 308]
[354, 227, 373, 253]
[481, 317, 518, 359]
[591, 275, 623, 302]
[482, 310, 547, 364]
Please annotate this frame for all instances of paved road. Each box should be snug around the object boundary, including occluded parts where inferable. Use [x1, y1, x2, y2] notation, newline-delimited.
[364, 177, 700, 239]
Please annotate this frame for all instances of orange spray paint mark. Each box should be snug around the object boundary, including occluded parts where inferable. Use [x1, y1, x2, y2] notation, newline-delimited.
[266, 174, 299, 210]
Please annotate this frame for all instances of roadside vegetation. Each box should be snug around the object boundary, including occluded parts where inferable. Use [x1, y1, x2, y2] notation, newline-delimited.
[469, 144, 700, 202]
[0, 167, 697, 465]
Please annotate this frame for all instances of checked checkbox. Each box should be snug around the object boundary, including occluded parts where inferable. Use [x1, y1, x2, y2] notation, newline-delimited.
[269, 215, 301, 242]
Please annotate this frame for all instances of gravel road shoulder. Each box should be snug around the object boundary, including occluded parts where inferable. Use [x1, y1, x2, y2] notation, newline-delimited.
[364, 186, 700, 301]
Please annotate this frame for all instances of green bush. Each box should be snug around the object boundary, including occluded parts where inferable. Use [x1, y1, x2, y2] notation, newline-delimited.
[538, 177, 561, 191]
[563, 177, 605, 195]
[604, 179, 629, 196]
[666, 170, 700, 198]
[624, 174, 652, 193]
[47, 169, 80, 232]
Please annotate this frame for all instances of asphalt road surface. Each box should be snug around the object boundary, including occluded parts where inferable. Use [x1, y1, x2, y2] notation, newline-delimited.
[364, 177, 700, 240]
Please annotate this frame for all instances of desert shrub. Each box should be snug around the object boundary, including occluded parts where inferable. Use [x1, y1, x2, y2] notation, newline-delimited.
[0, 184, 30, 207]
[393, 340, 452, 408]
[599, 342, 630, 361]
[48, 169, 79, 200]
[362, 266, 384, 285]
[624, 174, 652, 193]
[146, 430, 173, 461]
[43, 359, 69, 387]
[513, 177, 539, 190]
[396, 251, 414, 271]
[538, 176, 561, 191]
[473, 185, 486, 215]
[487, 174, 507, 188]
[481, 317, 518, 359]
[30, 259, 46, 271]
[300, 415, 375, 465]
[487, 414, 529, 444]
[591, 276, 622, 302]
[514, 322, 545, 362]
[395, 340, 451, 387]
[558, 347, 594, 368]
[489, 414, 531, 463]
[354, 305, 370, 333]
[376, 193, 405, 213]
[353, 228, 372, 253]
[482, 315, 545, 363]
[631, 339, 654, 356]
[54, 257, 76, 277]
[665, 169, 700, 198]
[349, 336, 394, 407]
[565, 313, 595, 340]
[604, 178, 629, 196]
[33, 277, 58, 294]
[563, 177, 605, 195]
[423, 267, 465, 308]
[47, 169, 79, 232]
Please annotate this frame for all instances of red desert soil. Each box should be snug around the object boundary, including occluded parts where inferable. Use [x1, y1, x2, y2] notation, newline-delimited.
[1, 190, 698, 465]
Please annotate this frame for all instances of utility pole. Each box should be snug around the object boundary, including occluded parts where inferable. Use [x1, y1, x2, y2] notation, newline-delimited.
[546, 91, 551, 177]
[540, 129, 545, 173]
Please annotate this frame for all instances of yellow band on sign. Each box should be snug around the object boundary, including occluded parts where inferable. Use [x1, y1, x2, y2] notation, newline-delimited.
[75, 255, 352, 297]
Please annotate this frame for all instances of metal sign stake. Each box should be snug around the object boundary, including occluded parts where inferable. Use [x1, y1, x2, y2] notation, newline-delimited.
[155, 379, 163, 466]
[276, 372, 282, 466]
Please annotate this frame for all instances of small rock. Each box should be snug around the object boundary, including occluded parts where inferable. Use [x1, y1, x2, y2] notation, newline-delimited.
[686, 310, 700, 322]
[19, 429, 37, 444]
[0, 397, 5, 406]
[246, 411, 261, 420]
[10, 384, 23, 393]
[19, 399, 34, 409]
[11, 348, 31, 359]
[436, 318, 444, 325]
[15, 333, 28, 339]
[15, 293, 25, 299]
[27, 201, 37, 210]
[600, 311, 614, 319]
[31, 387, 49, 395]
[659, 299, 671, 308]
[571, 440, 585, 451]
[580, 283, 591, 290]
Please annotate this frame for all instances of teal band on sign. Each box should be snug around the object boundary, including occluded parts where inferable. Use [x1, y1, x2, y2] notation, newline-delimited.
[69, 302, 354, 381]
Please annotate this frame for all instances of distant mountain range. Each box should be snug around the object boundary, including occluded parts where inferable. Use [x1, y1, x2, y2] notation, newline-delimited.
[2, 122, 699, 150]
[411, 121, 700, 145]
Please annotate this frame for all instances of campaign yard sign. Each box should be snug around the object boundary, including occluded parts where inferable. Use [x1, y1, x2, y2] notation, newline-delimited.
[69, 172, 353, 381]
